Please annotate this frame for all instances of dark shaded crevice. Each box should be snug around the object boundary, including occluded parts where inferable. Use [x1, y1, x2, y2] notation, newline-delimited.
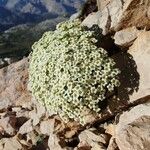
[79, 0, 98, 20]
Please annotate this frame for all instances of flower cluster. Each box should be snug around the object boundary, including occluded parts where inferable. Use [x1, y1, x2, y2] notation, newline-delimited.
[29, 19, 120, 125]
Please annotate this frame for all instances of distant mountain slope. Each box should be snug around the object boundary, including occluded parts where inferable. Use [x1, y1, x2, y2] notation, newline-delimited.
[0, 0, 86, 64]
[0, 0, 86, 31]
[0, 17, 66, 57]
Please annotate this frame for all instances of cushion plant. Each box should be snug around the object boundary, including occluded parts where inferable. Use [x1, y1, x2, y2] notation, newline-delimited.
[29, 19, 120, 125]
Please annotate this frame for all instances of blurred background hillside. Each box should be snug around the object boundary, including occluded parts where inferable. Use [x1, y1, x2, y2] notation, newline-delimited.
[0, 0, 86, 67]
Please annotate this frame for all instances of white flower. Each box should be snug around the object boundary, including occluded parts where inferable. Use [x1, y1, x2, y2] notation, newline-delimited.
[29, 19, 120, 126]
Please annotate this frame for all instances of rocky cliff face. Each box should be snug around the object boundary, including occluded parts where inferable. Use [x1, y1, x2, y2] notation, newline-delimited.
[0, 0, 150, 150]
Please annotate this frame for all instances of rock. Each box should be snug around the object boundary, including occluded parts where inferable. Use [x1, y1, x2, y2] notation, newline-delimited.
[15, 95, 33, 109]
[40, 119, 55, 135]
[19, 139, 32, 149]
[0, 58, 7, 69]
[115, 101, 150, 150]
[147, 5, 150, 19]
[107, 138, 119, 150]
[29, 98, 46, 126]
[97, 0, 111, 10]
[70, 12, 81, 20]
[82, 9, 111, 35]
[12, 107, 22, 112]
[61, 120, 79, 139]
[15, 108, 30, 119]
[65, 130, 77, 139]
[48, 133, 63, 150]
[104, 124, 116, 136]
[0, 57, 19, 69]
[111, 0, 150, 31]
[1, 136, 22, 150]
[19, 119, 33, 135]
[26, 131, 39, 146]
[106, 0, 126, 31]
[83, 0, 150, 34]
[75, 141, 91, 150]
[111, 31, 150, 106]
[0, 58, 32, 111]
[0, 116, 16, 136]
[114, 27, 139, 48]
[82, 0, 122, 35]
[3, 57, 20, 65]
[82, 12, 99, 28]
[127, 31, 150, 102]
[0, 140, 3, 150]
[78, 128, 110, 149]
[29, 110, 40, 126]
[91, 143, 106, 150]
[76, 141, 106, 150]
[32, 98, 46, 116]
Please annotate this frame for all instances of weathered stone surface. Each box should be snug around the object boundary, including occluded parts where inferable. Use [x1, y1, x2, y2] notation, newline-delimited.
[0, 116, 16, 136]
[83, 0, 150, 34]
[91, 144, 106, 150]
[26, 131, 39, 146]
[82, 12, 99, 28]
[15, 108, 30, 119]
[114, 27, 139, 48]
[147, 5, 150, 19]
[29, 99, 46, 126]
[48, 133, 63, 150]
[105, 0, 123, 31]
[75, 142, 91, 150]
[97, 0, 112, 10]
[82, 9, 110, 35]
[112, 31, 150, 106]
[0, 57, 20, 69]
[40, 119, 55, 135]
[65, 129, 76, 139]
[107, 138, 119, 150]
[112, 0, 150, 31]
[78, 128, 110, 149]
[76, 140, 106, 150]
[82, 0, 122, 35]
[0, 58, 32, 110]
[70, 12, 80, 20]
[0, 137, 22, 150]
[104, 124, 115, 136]
[107, 0, 150, 31]
[127, 31, 150, 102]
[0, 58, 7, 69]
[19, 119, 33, 135]
[115, 102, 150, 150]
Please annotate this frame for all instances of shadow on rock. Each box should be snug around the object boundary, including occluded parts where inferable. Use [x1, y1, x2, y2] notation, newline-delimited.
[89, 25, 140, 111]
[89, 25, 120, 55]
[115, 52, 139, 101]
[106, 51, 140, 113]
[94, 51, 140, 125]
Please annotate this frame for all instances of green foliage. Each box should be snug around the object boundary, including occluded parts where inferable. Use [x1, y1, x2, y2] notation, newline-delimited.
[29, 19, 120, 125]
